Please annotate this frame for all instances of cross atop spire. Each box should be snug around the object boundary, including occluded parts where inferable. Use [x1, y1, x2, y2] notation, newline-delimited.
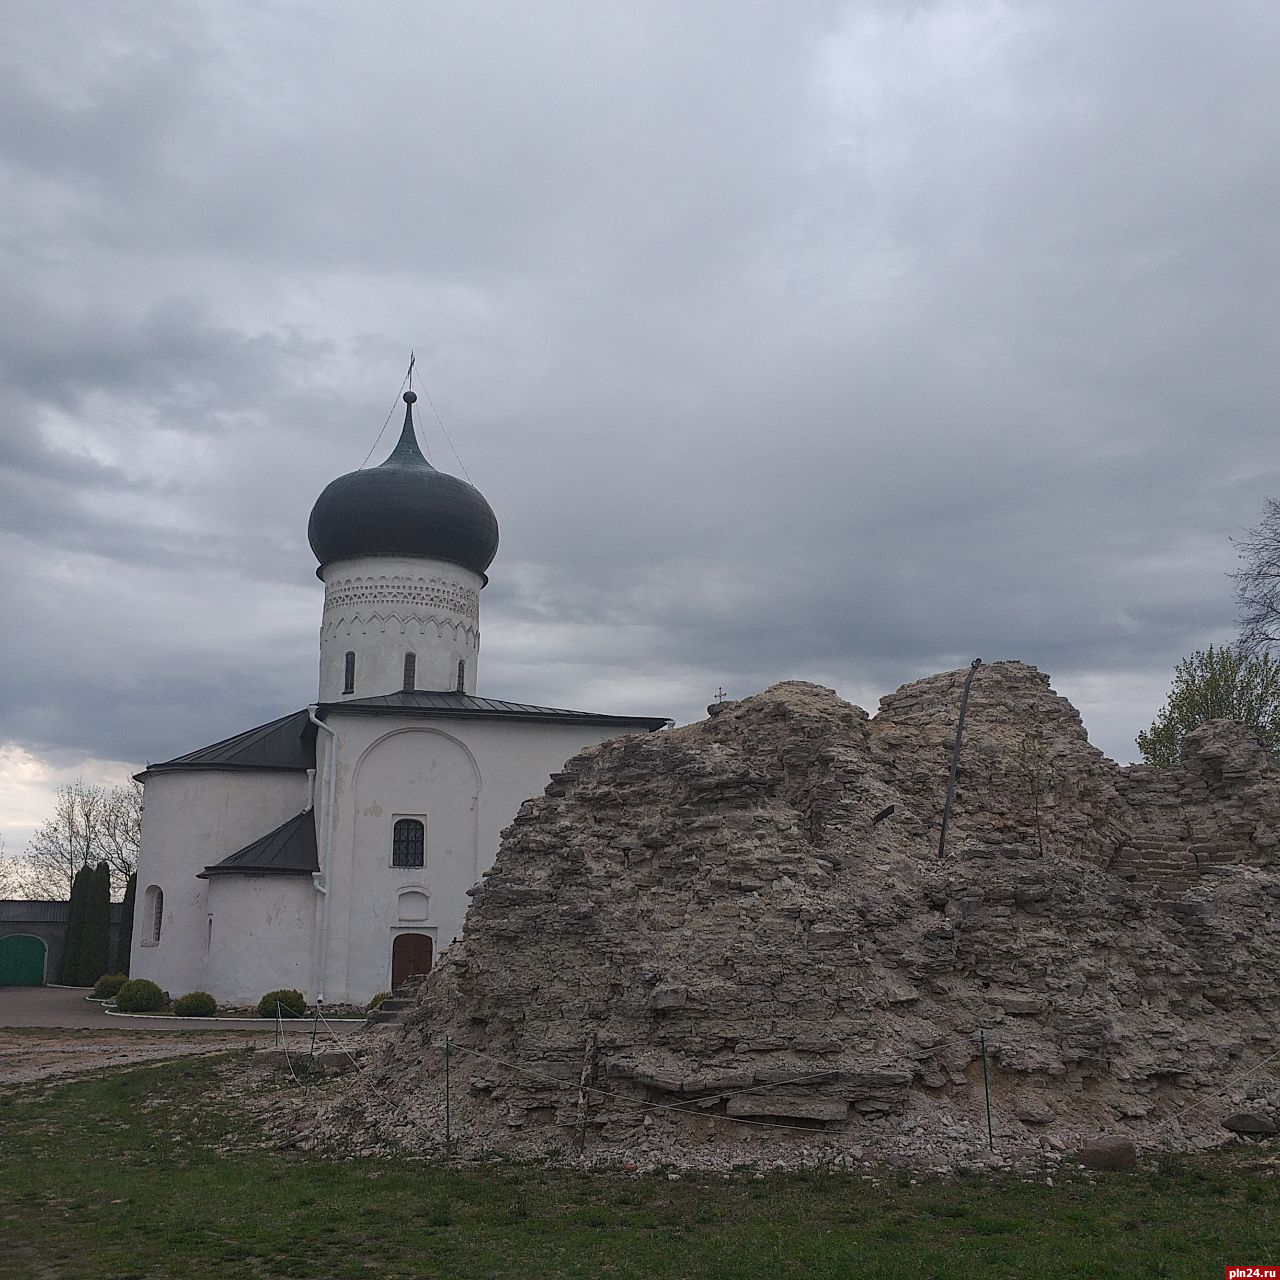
[385, 389, 433, 467]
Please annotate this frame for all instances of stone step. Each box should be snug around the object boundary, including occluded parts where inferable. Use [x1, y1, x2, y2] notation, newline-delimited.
[366, 991, 423, 1025]
[377, 997, 414, 1012]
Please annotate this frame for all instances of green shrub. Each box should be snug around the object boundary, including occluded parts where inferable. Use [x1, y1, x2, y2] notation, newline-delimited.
[114, 978, 169, 1013]
[367, 991, 392, 1011]
[92, 973, 129, 1000]
[172, 991, 218, 1017]
[257, 988, 307, 1019]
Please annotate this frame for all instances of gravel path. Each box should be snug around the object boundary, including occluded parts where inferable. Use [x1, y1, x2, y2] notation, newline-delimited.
[1, 1028, 273, 1085]
[0, 984, 280, 1030]
[1, 986, 274, 1085]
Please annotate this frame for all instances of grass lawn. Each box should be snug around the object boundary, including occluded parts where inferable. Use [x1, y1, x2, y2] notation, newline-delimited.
[0, 1054, 1276, 1279]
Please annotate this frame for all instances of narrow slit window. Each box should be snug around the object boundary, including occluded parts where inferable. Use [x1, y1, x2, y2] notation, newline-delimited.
[142, 885, 164, 944]
[392, 818, 425, 868]
[343, 651, 356, 695]
[403, 652, 416, 691]
[456, 658, 466, 692]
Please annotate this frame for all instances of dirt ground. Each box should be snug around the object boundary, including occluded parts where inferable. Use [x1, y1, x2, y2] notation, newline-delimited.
[1, 986, 276, 1085]
[1, 1027, 274, 1085]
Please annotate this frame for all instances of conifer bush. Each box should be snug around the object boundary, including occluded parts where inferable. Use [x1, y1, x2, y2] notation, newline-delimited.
[56, 865, 94, 985]
[113, 872, 137, 975]
[367, 991, 392, 1011]
[172, 991, 218, 1017]
[77, 862, 113, 986]
[92, 973, 129, 999]
[114, 978, 169, 1013]
[257, 988, 307, 1019]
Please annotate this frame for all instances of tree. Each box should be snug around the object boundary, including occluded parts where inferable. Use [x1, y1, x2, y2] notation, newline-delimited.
[97, 780, 143, 890]
[57, 865, 95, 984]
[1234, 498, 1280, 652]
[77, 862, 113, 986]
[114, 872, 137, 975]
[0, 835, 23, 898]
[1137, 645, 1280, 767]
[19, 777, 141, 900]
[24, 779, 105, 900]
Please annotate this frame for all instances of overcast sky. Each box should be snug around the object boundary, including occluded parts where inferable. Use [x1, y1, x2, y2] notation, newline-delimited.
[2, 1, 1278, 853]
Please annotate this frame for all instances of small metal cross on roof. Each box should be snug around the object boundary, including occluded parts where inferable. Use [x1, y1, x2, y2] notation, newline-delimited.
[715, 686, 727, 703]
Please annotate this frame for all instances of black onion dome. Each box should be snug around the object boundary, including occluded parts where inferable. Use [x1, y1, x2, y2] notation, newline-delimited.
[307, 393, 499, 579]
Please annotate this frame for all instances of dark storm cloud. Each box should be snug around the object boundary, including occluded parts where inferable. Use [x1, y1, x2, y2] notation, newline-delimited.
[2, 0, 1280, 841]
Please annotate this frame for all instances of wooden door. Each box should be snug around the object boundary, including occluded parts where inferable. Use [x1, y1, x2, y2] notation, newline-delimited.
[391, 933, 433, 988]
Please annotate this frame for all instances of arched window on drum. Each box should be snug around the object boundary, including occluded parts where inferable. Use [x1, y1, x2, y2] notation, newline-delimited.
[142, 885, 164, 945]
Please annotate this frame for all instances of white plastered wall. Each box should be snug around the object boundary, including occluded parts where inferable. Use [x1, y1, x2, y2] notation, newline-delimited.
[318, 554, 483, 700]
[314, 714, 652, 1004]
[129, 769, 309, 998]
[203, 875, 315, 1006]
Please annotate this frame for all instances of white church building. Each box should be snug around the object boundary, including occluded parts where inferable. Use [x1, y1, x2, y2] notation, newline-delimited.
[130, 392, 667, 1006]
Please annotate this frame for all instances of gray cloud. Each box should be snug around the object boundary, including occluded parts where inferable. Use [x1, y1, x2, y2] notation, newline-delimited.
[2, 0, 1279, 835]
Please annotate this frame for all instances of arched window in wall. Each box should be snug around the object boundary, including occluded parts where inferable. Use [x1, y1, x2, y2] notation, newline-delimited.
[456, 658, 466, 693]
[343, 651, 356, 695]
[403, 652, 416, 691]
[392, 818, 425, 868]
[142, 885, 164, 945]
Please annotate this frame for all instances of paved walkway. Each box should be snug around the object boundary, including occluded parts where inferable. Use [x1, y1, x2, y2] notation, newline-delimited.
[0, 984, 276, 1031]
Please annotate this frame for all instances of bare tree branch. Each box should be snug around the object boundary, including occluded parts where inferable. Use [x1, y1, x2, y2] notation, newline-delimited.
[18, 777, 141, 900]
[0, 835, 26, 898]
[1233, 497, 1280, 653]
[96, 779, 142, 889]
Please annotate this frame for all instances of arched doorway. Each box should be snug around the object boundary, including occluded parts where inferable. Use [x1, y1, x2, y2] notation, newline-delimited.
[0, 934, 47, 986]
[391, 933, 433, 989]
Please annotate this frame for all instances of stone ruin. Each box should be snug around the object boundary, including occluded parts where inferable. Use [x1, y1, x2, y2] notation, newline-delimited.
[317, 661, 1280, 1169]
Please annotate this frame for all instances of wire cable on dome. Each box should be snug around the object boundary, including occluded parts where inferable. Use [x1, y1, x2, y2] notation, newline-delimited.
[409, 361, 473, 484]
[358, 357, 415, 469]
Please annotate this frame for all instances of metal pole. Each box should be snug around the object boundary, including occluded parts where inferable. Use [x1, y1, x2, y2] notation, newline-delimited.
[938, 658, 982, 859]
[980, 1029, 994, 1150]
[444, 1035, 452, 1154]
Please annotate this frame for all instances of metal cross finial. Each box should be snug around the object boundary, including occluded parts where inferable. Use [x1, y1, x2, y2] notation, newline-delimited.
[715, 686, 727, 703]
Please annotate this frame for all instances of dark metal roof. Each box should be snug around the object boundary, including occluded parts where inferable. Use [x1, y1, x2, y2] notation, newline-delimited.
[199, 810, 319, 878]
[307, 395, 499, 580]
[0, 900, 124, 922]
[141, 691, 666, 784]
[141, 709, 317, 778]
[318, 690, 670, 730]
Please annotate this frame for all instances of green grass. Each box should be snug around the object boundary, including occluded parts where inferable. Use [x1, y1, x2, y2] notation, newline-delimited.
[0, 1055, 1277, 1279]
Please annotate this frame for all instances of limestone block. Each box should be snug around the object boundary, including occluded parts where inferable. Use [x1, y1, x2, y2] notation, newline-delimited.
[725, 1095, 849, 1122]
[648, 986, 689, 1011]
[1079, 1137, 1138, 1170]
[1222, 1112, 1277, 1136]
[1014, 1098, 1055, 1125]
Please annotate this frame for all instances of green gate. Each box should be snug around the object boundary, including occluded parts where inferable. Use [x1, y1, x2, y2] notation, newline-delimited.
[0, 934, 47, 986]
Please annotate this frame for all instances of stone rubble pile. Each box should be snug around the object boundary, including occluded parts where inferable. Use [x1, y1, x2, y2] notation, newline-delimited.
[317, 662, 1280, 1169]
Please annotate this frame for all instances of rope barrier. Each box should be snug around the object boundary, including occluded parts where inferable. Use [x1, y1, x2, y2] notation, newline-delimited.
[269, 997, 1280, 1154]
[1152, 1042, 1280, 1133]
[275, 1001, 302, 1088]
[426, 1040, 870, 1138]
